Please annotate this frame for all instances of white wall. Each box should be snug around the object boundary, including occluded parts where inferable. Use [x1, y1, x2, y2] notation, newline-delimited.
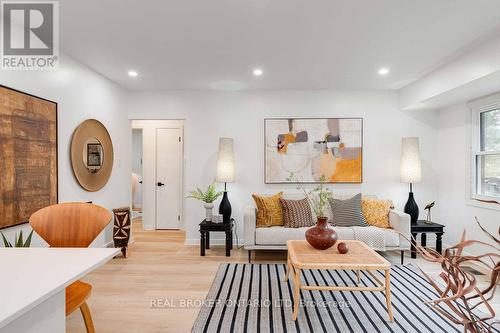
[435, 102, 500, 255]
[0, 53, 131, 247]
[128, 90, 439, 244]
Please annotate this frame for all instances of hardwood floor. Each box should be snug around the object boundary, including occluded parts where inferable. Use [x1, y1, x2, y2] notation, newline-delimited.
[67, 218, 498, 333]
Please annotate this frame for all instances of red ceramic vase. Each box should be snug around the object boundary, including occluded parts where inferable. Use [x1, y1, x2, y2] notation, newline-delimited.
[305, 217, 337, 250]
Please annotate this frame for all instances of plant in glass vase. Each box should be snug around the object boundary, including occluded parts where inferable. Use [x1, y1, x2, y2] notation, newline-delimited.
[287, 174, 337, 250]
[187, 180, 223, 222]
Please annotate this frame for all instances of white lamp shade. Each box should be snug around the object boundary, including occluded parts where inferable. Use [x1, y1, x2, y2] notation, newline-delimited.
[400, 137, 421, 183]
[216, 137, 234, 183]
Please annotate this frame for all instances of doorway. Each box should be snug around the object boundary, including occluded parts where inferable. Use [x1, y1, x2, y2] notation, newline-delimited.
[155, 128, 182, 229]
[131, 120, 184, 231]
[131, 129, 143, 215]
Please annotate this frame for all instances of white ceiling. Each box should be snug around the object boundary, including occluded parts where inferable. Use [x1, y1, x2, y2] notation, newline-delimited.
[60, 0, 500, 91]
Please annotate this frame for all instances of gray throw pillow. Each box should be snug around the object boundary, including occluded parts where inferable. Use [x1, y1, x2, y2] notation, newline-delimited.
[329, 193, 368, 227]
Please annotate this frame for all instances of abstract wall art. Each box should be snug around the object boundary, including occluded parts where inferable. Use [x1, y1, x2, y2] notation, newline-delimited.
[0, 85, 58, 229]
[264, 118, 363, 183]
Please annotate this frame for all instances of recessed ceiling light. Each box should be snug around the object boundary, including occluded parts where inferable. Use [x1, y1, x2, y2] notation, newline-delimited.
[128, 70, 138, 77]
[378, 67, 389, 76]
[253, 68, 263, 76]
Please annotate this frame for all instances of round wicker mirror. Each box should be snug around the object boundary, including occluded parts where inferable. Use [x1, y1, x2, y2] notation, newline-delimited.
[71, 119, 113, 191]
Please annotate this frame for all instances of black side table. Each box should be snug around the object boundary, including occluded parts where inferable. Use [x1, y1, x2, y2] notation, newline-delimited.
[199, 219, 234, 257]
[411, 220, 445, 259]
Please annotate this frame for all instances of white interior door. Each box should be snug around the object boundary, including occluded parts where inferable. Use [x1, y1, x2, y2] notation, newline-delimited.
[156, 128, 182, 229]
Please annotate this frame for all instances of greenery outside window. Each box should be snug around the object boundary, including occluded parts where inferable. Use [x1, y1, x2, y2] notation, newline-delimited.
[472, 106, 500, 200]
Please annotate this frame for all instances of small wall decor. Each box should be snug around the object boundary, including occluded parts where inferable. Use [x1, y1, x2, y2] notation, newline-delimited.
[264, 118, 363, 183]
[87, 142, 103, 168]
[0, 85, 58, 229]
[70, 119, 113, 191]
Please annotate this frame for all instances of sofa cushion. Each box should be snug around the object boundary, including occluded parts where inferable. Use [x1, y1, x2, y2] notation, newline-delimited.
[361, 197, 393, 228]
[252, 192, 284, 227]
[255, 226, 356, 245]
[329, 193, 368, 227]
[255, 226, 400, 247]
[280, 198, 314, 228]
[253, 193, 373, 225]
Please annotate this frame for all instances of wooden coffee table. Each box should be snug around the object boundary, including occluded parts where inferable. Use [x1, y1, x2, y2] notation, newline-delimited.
[285, 240, 394, 321]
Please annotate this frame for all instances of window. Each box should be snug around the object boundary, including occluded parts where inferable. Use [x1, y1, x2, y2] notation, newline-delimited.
[472, 106, 500, 199]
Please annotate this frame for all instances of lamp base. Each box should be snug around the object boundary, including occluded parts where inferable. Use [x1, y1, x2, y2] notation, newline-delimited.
[404, 191, 419, 225]
[219, 191, 232, 224]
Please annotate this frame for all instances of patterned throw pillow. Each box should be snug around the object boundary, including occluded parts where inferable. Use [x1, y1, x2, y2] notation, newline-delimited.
[252, 192, 284, 228]
[329, 193, 368, 227]
[280, 198, 314, 228]
[361, 198, 394, 228]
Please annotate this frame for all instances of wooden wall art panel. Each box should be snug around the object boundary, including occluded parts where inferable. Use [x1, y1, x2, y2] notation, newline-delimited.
[0, 85, 57, 229]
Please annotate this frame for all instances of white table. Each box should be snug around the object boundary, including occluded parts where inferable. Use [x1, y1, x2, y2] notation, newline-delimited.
[0, 247, 120, 333]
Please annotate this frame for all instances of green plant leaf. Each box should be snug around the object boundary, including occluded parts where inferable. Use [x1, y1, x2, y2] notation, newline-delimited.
[1, 232, 12, 247]
[15, 231, 23, 247]
[24, 230, 34, 247]
[187, 180, 223, 203]
[287, 172, 333, 218]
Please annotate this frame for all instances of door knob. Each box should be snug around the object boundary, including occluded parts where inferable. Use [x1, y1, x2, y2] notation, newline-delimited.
[157, 182, 165, 186]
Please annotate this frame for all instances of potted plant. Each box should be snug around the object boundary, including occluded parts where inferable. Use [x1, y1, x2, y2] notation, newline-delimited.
[187, 180, 223, 222]
[288, 174, 337, 250]
[1, 230, 34, 247]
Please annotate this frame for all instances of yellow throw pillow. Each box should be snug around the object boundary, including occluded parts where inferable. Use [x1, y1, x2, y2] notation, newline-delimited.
[252, 192, 284, 227]
[361, 197, 393, 228]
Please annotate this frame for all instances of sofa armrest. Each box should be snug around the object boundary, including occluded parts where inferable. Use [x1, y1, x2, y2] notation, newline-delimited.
[244, 205, 256, 248]
[389, 210, 411, 249]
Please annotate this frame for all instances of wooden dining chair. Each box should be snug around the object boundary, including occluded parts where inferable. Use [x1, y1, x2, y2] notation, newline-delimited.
[29, 202, 112, 333]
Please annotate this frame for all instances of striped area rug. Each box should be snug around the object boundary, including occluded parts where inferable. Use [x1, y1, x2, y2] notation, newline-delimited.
[192, 263, 499, 333]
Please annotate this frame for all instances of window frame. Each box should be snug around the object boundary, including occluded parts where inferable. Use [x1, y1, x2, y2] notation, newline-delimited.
[470, 96, 500, 202]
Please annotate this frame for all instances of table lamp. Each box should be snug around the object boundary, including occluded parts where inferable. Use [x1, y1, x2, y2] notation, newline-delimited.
[216, 138, 234, 224]
[400, 137, 421, 225]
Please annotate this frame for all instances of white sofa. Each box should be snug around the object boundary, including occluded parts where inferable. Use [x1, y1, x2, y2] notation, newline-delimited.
[244, 193, 411, 263]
